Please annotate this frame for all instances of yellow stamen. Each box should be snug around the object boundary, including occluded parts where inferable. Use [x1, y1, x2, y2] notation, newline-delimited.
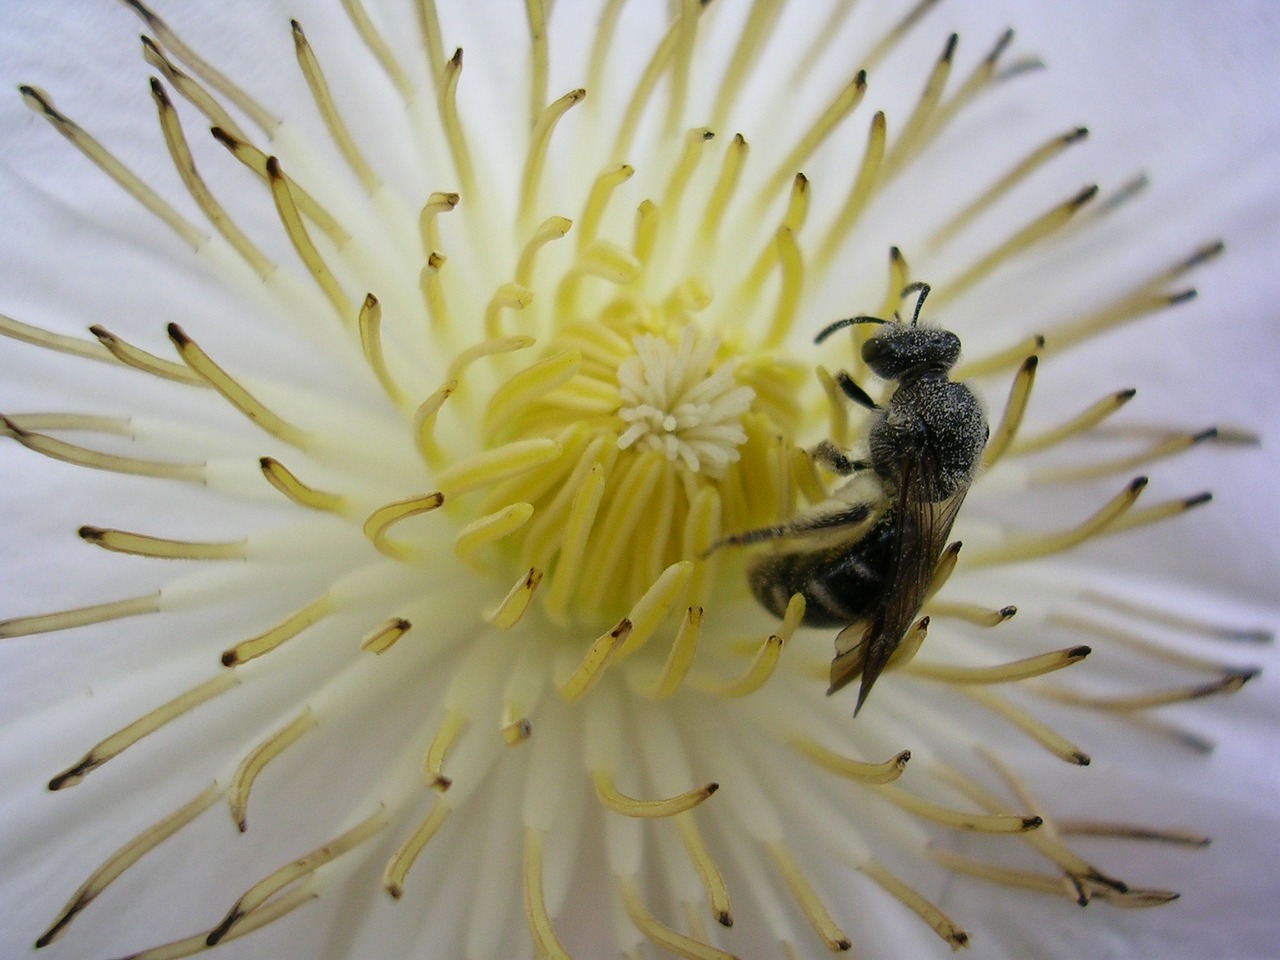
[412, 379, 457, 463]
[519, 88, 586, 225]
[967, 476, 1147, 565]
[578, 163, 635, 250]
[959, 686, 1091, 765]
[77, 526, 247, 561]
[882, 34, 956, 176]
[592, 769, 718, 819]
[418, 191, 459, 256]
[362, 492, 446, 558]
[383, 801, 451, 899]
[414, 0, 447, 87]
[0, 591, 160, 640]
[482, 282, 535, 339]
[906, 645, 1090, 685]
[36, 782, 221, 947]
[982, 355, 1038, 468]
[1056, 820, 1210, 847]
[454, 502, 535, 562]
[617, 561, 695, 658]
[340, 0, 413, 98]
[516, 216, 573, 288]
[422, 708, 468, 790]
[0, 313, 112, 366]
[525, 0, 549, 124]
[927, 847, 1067, 898]
[954, 333, 1046, 379]
[168, 324, 311, 448]
[923, 601, 1017, 627]
[557, 619, 632, 702]
[860, 859, 969, 949]
[619, 875, 739, 960]
[437, 48, 478, 198]
[1032, 428, 1220, 484]
[763, 228, 804, 348]
[765, 71, 867, 195]
[265, 156, 355, 323]
[19, 85, 204, 248]
[435, 438, 562, 498]
[1035, 670, 1254, 712]
[816, 111, 886, 270]
[140, 34, 248, 145]
[149, 78, 272, 278]
[89, 325, 207, 386]
[221, 595, 335, 667]
[49, 674, 239, 790]
[357, 294, 404, 405]
[291, 19, 379, 193]
[227, 709, 317, 831]
[1, 416, 205, 481]
[483, 350, 581, 437]
[676, 812, 733, 927]
[874, 784, 1042, 833]
[765, 841, 851, 952]
[610, 16, 682, 163]
[259, 457, 349, 514]
[359, 617, 412, 655]
[485, 568, 543, 628]
[1008, 387, 1136, 454]
[790, 740, 911, 784]
[699, 134, 749, 247]
[522, 827, 571, 960]
[639, 606, 703, 700]
[544, 462, 608, 619]
[445, 334, 535, 383]
[695, 634, 784, 698]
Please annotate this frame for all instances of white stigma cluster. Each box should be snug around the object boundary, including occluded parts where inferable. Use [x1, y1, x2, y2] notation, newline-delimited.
[615, 327, 755, 477]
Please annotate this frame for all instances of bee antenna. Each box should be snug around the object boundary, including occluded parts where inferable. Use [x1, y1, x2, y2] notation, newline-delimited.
[900, 281, 931, 327]
[814, 314, 887, 344]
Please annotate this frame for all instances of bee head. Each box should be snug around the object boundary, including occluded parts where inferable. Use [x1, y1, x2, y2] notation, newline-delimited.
[861, 325, 961, 381]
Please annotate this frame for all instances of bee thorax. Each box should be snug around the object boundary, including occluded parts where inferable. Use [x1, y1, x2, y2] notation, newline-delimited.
[871, 378, 986, 501]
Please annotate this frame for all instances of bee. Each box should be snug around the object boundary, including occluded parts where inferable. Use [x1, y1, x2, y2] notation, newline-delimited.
[715, 282, 987, 714]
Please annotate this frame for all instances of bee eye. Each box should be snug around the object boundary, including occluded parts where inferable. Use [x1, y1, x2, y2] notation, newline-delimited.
[860, 339, 883, 364]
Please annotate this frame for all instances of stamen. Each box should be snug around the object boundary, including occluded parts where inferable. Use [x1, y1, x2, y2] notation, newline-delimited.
[259, 456, 350, 514]
[592, 769, 718, 819]
[709, 0, 786, 129]
[734, 174, 810, 310]
[485, 567, 544, 628]
[699, 134, 749, 248]
[619, 875, 738, 960]
[220, 595, 334, 666]
[525, 0, 549, 124]
[905, 645, 1090, 684]
[695, 634, 784, 698]
[763, 71, 867, 195]
[1032, 428, 1221, 483]
[0, 591, 160, 640]
[859, 859, 969, 949]
[210, 128, 349, 246]
[119, 1, 278, 132]
[361, 491, 446, 558]
[423, 709, 467, 790]
[929, 127, 1089, 248]
[437, 49, 478, 198]
[149, 79, 273, 278]
[414, 0, 448, 87]
[483, 350, 581, 436]
[207, 808, 388, 944]
[0, 313, 113, 366]
[982, 355, 1038, 468]
[2, 415, 205, 481]
[412, 379, 457, 463]
[1078, 588, 1274, 643]
[610, 16, 682, 163]
[359, 617, 412, 654]
[954, 333, 1046, 380]
[932, 184, 1099, 308]
[879, 245, 912, 321]
[1047, 611, 1253, 675]
[89, 325, 207, 386]
[265, 156, 356, 323]
[19, 85, 205, 249]
[676, 812, 734, 927]
[356, 294, 404, 405]
[445, 334, 535, 383]
[520, 88, 587, 226]
[523, 827, 572, 959]
[453, 502, 535, 561]
[763, 228, 804, 348]
[790, 740, 911, 784]
[543, 462, 608, 619]
[924, 541, 962, 601]
[882, 34, 957, 177]
[35, 782, 221, 947]
[967, 476, 1147, 565]
[765, 841, 851, 952]
[340, 0, 413, 99]
[928, 847, 1067, 898]
[78, 525, 247, 561]
[516, 216, 573, 287]
[418, 191, 459, 256]
[862, 0, 944, 73]
[958, 686, 1091, 765]
[227, 709, 317, 831]
[617, 561, 695, 657]
[168, 324, 311, 448]
[1008, 387, 1136, 455]
[1057, 820, 1210, 848]
[1035, 670, 1255, 712]
[4, 414, 131, 435]
[557, 618, 632, 702]
[815, 111, 887, 270]
[638, 606, 703, 700]
[666, 0, 700, 134]
[433, 438, 562, 497]
[140, 35, 247, 145]
[383, 801, 451, 898]
[874, 784, 1042, 833]
[923, 601, 1018, 627]
[49, 674, 239, 790]
[578, 164, 635, 250]
[291, 20, 380, 193]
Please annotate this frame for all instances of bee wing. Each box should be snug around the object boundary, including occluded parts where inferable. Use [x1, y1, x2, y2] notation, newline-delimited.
[828, 453, 969, 713]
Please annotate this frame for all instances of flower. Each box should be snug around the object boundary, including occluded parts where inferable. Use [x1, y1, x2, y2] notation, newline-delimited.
[1, 2, 1278, 960]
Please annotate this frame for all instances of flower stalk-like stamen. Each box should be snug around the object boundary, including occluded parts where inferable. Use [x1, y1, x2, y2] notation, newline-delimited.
[228, 708, 318, 830]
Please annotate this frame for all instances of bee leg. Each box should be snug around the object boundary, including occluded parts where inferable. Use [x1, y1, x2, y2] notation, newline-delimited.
[707, 502, 874, 553]
[834, 370, 880, 411]
[811, 439, 870, 477]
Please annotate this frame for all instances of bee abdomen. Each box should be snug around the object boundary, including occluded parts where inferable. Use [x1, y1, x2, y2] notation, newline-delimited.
[748, 534, 893, 627]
